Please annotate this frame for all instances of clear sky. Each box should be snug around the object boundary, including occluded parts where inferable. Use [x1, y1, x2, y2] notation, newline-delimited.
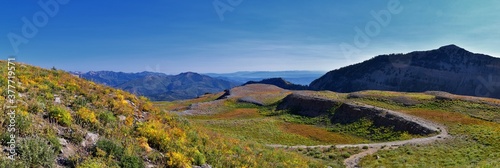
[1, 0, 499, 74]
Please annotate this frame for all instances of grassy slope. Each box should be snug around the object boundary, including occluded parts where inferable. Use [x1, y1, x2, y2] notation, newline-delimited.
[160, 87, 500, 167]
[154, 86, 375, 167]
[10, 61, 492, 168]
[157, 100, 368, 167]
[0, 61, 326, 168]
[351, 91, 500, 167]
[156, 99, 367, 145]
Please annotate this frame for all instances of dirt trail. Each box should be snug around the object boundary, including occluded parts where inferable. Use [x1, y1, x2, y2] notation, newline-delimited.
[267, 107, 450, 168]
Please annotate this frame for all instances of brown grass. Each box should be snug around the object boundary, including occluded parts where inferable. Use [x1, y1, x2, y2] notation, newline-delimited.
[425, 91, 500, 106]
[279, 123, 366, 144]
[230, 84, 292, 105]
[293, 90, 348, 101]
[403, 108, 483, 125]
[452, 95, 500, 106]
[211, 108, 261, 119]
[153, 92, 225, 111]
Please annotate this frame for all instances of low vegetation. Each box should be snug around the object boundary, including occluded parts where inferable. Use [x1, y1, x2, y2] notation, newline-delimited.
[2, 61, 499, 167]
[290, 146, 364, 167]
[348, 92, 500, 167]
[0, 61, 327, 167]
[328, 118, 415, 142]
[169, 85, 500, 167]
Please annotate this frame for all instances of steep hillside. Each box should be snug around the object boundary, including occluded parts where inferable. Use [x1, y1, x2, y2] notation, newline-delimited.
[244, 78, 308, 90]
[0, 61, 326, 167]
[310, 45, 500, 99]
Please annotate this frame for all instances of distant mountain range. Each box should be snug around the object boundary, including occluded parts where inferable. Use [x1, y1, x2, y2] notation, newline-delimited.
[205, 71, 326, 85]
[244, 78, 308, 90]
[73, 70, 319, 101]
[73, 71, 238, 101]
[310, 45, 500, 99]
[74, 45, 500, 101]
[72, 71, 167, 86]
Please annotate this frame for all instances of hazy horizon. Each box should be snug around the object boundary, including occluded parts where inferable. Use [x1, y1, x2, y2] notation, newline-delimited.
[69, 69, 328, 76]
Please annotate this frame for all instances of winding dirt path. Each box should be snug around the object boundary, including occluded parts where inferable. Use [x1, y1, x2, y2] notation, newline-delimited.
[268, 110, 450, 168]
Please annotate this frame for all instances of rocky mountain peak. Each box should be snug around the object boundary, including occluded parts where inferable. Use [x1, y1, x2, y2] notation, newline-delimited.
[437, 44, 471, 55]
[310, 45, 500, 99]
[438, 44, 462, 50]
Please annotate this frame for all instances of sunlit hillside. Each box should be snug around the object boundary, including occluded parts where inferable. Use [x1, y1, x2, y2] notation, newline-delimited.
[0, 61, 325, 167]
[2, 61, 499, 167]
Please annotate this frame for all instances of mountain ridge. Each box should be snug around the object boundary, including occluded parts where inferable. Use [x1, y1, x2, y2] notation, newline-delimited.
[206, 70, 326, 85]
[243, 78, 308, 90]
[75, 71, 238, 101]
[72, 71, 169, 87]
[310, 45, 500, 99]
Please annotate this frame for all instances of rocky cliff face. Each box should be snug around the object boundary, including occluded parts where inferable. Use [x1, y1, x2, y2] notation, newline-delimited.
[332, 103, 437, 135]
[276, 93, 343, 117]
[277, 93, 438, 135]
[310, 45, 500, 99]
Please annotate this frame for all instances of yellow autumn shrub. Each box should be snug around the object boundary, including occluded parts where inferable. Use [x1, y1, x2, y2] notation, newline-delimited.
[136, 120, 174, 152]
[49, 106, 73, 127]
[137, 137, 152, 152]
[167, 152, 191, 168]
[76, 107, 98, 125]
[138, 96, 154, 112]
[125, 116, 134, 126]
[110, 99, 134, 116]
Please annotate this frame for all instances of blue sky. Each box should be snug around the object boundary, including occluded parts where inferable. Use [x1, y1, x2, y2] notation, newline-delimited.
[1, 0, 499, 74]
